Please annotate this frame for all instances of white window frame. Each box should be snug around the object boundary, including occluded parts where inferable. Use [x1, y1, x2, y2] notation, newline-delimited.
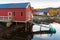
[8, 12, 12, 19]
[8, 12, 12, 17]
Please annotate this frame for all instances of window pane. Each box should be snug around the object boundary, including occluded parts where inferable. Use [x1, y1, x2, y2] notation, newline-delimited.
[21, 12, 23, 16]
[13, 12, 15, 16]
[8, 12, 12, 16]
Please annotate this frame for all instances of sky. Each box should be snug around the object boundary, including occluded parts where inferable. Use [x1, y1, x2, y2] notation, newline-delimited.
[0, 0, 60, 8]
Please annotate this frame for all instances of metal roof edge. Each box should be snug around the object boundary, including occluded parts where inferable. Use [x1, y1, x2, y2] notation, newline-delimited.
[26, 2, 31, 8]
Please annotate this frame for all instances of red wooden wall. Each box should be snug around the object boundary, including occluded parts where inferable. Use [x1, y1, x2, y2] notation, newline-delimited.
[0, 8, 26, 21]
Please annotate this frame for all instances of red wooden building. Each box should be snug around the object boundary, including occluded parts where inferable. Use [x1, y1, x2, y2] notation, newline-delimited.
[0, 3, 33, 22]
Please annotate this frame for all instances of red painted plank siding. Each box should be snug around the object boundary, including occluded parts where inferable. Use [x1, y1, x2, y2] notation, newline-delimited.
[26, 5, 33, 20]
[0, 8, 26, 21]
[0, 6, 33, 22]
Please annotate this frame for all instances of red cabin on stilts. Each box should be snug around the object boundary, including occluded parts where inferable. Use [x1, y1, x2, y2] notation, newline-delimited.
[0, 3, 33, 22]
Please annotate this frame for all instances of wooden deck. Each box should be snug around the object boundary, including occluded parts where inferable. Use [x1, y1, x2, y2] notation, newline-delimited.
[0, 16, 12, 22]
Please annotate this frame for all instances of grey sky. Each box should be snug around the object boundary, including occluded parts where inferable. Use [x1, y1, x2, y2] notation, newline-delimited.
[0, 0, 60, 8]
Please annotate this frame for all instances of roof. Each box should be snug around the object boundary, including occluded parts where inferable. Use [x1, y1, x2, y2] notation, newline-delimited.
[0, 3, 30, 8]
[37, 9, 49, 13]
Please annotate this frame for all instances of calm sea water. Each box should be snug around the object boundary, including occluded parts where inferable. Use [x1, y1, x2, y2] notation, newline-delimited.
[32, 23, 60, 40]
[2, 23, 59, 40]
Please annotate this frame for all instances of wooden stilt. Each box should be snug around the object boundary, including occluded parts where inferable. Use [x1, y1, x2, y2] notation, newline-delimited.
[23, 22, 33, 33]
[16, 22, 17, 26]
[24, 23, 27, 32]
[28, 22, 33, 33]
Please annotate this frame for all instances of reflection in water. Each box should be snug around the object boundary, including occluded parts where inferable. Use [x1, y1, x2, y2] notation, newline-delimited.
[32, 23, 60, 40]
[10, 23, 57, 40]
[34, 34, 48, 38]
[3, 32, 34, 40]
[1, 23, 59, 40]
[10, 33, 33, 40]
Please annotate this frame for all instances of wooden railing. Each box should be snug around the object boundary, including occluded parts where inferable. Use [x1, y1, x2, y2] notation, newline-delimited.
[0, 16, 12, 22]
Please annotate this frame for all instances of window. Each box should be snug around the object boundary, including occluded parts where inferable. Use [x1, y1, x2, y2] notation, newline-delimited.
[8, 12, 12, 16]
[13, 12, 15, 16]
[20, 12, 23, 16]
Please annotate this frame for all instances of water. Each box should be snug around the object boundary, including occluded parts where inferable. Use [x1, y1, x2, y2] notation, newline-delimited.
[32, 23, 60, 40]
[1, 23, 60, 40]
[9, 23, 60, 40]
[10, 22, 60, 40]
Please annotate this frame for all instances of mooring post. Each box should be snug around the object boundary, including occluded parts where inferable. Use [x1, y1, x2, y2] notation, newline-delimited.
[40, 25, 41, 31]
[40, 24, 42, 32]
